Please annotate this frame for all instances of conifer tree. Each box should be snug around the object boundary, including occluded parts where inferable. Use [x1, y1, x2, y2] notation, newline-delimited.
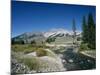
[82, 16, 88, 43]
[87, 13, 96, 49]
[72, 18, 76, 44]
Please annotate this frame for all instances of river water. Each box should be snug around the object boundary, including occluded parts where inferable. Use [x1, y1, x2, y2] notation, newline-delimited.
[62, 48, 96, 71]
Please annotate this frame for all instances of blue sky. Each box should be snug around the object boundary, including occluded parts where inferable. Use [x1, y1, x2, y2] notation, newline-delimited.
[11, 1, 96, 37]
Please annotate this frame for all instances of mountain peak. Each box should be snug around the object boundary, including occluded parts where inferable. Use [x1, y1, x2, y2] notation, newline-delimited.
[44, 28, 71, 38]
[43, 28, 82, 38]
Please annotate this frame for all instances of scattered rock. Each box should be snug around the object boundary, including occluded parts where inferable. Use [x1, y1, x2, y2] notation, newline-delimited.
[62, 59, 66, 64]
[87, 59, 91, 62]
[11, 58, 31, 74]
[68, 59, 73, 63]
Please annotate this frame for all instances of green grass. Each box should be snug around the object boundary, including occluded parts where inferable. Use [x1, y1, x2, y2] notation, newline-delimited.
[36, 48, 47, 57]
[11, 44, 35, 53]
[11, 44, 57, 57]
[45, 49, 58, 58]
[79, 43, 90, 51]
[19, 57, 39, 70]
[11, 44, 47, 54]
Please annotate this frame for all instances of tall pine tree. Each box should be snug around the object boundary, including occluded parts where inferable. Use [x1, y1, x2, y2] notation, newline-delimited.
[72, 18, 76, 44]
[82, 16, 88, 43]
[81, 13, 95, 49]
[87, 13, 96, 49]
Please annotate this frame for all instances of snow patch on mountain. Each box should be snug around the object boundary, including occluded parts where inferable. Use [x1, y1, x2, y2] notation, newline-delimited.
[44, 28, 69, 37]
[43, 28, 81, 38]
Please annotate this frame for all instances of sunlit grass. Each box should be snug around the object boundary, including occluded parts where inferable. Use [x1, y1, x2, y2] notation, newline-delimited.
[11, 44, 57, 57]
[12, 44, 35, 53]
[19, 57, 39, 70]
[11, 44, 47, 54]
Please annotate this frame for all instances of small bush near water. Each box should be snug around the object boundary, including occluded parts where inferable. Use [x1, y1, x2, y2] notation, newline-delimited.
[79, 43, 89, 51]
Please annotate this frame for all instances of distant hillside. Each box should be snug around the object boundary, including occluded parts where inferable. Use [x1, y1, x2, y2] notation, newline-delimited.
[12, 28, 82, 44]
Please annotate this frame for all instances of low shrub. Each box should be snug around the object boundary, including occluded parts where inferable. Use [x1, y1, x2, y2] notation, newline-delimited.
[79, 43, 89, 51]
[36, 48, 47, 57]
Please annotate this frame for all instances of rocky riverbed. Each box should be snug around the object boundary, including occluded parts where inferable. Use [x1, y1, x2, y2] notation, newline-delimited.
[59, 48, 96, 71]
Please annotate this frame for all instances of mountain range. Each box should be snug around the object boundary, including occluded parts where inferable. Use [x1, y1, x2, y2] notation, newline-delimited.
[12, 28, 82, 44]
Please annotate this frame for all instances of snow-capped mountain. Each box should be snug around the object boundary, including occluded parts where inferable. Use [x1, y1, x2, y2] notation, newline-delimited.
[43, 28, 71, 38]
[12, 28, 82, 44]
[43, 28, 81, 38]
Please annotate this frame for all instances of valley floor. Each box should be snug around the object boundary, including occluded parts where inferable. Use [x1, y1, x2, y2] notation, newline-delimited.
[11, 44, 96, 74]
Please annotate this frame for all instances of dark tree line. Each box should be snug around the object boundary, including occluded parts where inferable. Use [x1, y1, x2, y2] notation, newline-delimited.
[12, 39, 36, 45]
[82, 13, 96, 49]
[46, 37, 56, 43]
[72, 18, 77, 44]
[11, 39, 25, 44]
